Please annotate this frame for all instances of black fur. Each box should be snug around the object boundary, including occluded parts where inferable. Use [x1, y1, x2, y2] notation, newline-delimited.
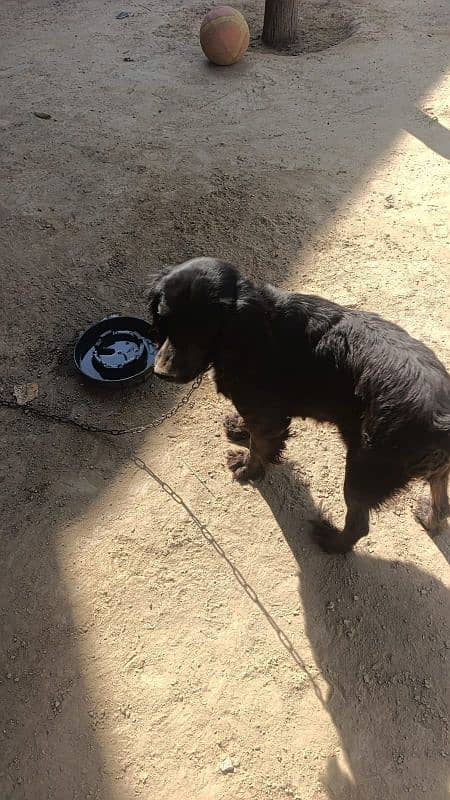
[147, 258, 450, 552]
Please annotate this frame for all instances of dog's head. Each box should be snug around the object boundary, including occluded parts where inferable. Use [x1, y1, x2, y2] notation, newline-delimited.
[146, 258, 239, 382]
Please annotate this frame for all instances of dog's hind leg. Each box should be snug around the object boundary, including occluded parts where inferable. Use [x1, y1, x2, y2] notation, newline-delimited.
[313, 497, 370, 555]
[313, 448, 377, 554]
[415, 464, 450, 535]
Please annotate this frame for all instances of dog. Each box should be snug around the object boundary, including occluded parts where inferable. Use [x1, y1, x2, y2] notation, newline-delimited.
[146, 257, 450, 553]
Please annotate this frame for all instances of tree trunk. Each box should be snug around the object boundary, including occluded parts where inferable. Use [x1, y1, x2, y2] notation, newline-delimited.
[263, 0, 298, 49]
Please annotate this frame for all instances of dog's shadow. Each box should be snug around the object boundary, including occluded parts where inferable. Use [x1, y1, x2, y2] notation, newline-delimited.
[258, 463, 449, 800]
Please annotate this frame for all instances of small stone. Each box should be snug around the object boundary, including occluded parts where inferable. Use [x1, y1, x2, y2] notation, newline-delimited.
[13, 383, 39, 405]
[220, 756, 234, 774]
[33, 111, 52, 120]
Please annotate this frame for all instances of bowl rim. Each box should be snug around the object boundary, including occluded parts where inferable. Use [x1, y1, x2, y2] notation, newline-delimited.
[73, 314, 156, 385]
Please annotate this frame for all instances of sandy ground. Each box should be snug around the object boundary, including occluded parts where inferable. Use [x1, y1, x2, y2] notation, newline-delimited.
[0, 1, 449, 798]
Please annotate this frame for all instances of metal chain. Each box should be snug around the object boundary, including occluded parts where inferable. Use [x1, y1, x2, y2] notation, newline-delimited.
[130, 451, 326, 704]
[0, 373, 204, 436]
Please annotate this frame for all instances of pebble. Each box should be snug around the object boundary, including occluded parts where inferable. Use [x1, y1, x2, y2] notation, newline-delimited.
[220, 756, 234, 774]
[13, 382, 39, 405]
[33, 111, 51, 120]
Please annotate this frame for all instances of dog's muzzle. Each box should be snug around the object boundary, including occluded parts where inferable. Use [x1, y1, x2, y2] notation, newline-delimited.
[153, 339, 204, 383]
[153, 339, 180, 380]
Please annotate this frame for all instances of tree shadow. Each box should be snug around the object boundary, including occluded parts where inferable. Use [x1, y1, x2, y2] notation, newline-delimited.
[0, 321, 193, 799]
[258, 463, 449, 800]
[0, 417, 122, 798]
[0, 257, 188, 798]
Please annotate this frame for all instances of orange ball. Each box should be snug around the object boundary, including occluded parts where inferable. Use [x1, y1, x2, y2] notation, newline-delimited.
[200, 5, 250, 66]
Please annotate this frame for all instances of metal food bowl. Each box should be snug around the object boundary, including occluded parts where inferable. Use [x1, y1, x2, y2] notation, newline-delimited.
[74, 315, 157, 387]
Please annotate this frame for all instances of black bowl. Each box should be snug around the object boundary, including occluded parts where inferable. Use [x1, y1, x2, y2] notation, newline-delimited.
[74, 315, 157, 387]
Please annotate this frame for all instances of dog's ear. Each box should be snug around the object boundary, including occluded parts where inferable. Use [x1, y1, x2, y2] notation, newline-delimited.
[224, 282, 274, 372]
[235, 282, 271, 331]
[144, 267, 172, 318]
[214, 266, 240, 313]
[144, 267, 169, 301]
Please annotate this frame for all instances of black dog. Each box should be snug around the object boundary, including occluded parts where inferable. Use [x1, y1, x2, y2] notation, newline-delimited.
[146, 258, 450, 553]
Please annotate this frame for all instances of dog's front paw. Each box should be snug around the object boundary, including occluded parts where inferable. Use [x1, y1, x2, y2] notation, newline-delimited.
[227, 449, 264, 483]
[223, 413, 250, 445]
[311, 518, 354, 554]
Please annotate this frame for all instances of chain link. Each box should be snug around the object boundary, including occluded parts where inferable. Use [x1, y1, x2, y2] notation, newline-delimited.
[0, 373, 204, 436]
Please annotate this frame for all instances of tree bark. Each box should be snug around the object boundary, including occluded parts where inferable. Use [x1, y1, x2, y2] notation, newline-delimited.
[263, 0, 299, 49]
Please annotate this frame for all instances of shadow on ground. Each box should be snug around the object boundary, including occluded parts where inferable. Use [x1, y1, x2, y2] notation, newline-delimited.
[259, 464, 449, 800]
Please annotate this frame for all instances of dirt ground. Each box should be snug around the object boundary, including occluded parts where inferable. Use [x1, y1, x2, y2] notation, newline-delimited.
[0, 1, 449, 798]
